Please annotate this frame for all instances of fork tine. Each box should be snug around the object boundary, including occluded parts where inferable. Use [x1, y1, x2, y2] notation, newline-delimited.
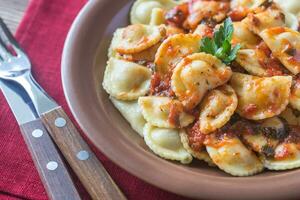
[0, 18, 23, 56]
[0, 40, 10, 61]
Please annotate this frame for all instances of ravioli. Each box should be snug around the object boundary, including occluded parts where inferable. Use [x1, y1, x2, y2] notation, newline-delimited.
[155, 34, 202, 75]
[143, 123, 193, 164]
[103, 58, 152, 100]
[206, 134, 264, 176]
[108, 29, 123, 58]
[235, 48, 285, 77]
[199, 85, 238, 134]
[179, 130, 215, 166]
[187, 0, 229, 29]
[130, 0, 179, 25]
[260, 27, 300, 75]
[236, 49, 268, 76]
[232, 22, 261, 49]
[171, 53, 232, 110]
[243, 133, 272, 153]
[261, 124, 300, 171]
[230, 73, 292, 120]
[243, 6, 285, 34]
[110, 97, 146, 137]
[138, 96, 195, 128]
[241, 118, 283, 153]
[112, 24, 165, 55]
[262, 142, 300, 170]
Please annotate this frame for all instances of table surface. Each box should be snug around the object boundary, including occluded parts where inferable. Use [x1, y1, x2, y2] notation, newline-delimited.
[0, 0, 29, 33]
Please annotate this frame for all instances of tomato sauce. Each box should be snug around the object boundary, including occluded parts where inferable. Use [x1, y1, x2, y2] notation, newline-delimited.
[168, 102, 184, 127]
[228, 8, 248, 21]
[187, 121, 206, 152]
[165, 3, 189, 28]
[150, 72, 175, 97]
[267, 27, 286, 35]
[243, 104, 258, 117]
[256, 41, 285, 76]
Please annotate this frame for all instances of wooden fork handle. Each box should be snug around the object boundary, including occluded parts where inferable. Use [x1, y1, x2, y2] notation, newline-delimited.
[41, 107, 126, 200]
[20, 119, 81, 200]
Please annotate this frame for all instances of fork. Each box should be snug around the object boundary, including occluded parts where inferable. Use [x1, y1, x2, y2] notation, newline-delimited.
[0, 18, 126, 200]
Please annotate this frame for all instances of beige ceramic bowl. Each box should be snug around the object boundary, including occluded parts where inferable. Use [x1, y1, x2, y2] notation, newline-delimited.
[62, 1, 300, 199]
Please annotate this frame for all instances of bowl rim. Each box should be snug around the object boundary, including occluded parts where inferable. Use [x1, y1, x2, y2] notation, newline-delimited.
[61, 1, 300, 199]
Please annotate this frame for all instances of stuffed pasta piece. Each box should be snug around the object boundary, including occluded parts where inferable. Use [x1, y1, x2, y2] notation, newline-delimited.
[198, 85, 238, 134]
[108, 24, 165, 61]
[143, 123, 193, 164]
[138, 96, 195, 128]
[205, 131, 264, 176]
[186, 0, 230, 29]
[155, 34, 202, 75]
[230, 73, 292, 120]
[130, 0, 181, 25]
[229, 0, 267, 20]
[103, 58, 152, 100]
[260, 27, 300, 75]
[231, 21, 261, 49]
[239, 117, 284, 156]
[233, 113, 300, 171]
[261, 126, 300, 170]
[235, 46, 286, 77]
[110, 24, 165, 55]
[243, 4, 286, 34]
[110, 97, 146, 137]
[171, 53, 232, 110]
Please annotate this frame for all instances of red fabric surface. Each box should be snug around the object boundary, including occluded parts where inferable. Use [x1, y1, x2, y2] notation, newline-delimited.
[0, 1, 191, 199]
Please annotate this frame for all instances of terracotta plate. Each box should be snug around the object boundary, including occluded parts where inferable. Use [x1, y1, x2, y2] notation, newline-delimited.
[62, 0, 300, 199]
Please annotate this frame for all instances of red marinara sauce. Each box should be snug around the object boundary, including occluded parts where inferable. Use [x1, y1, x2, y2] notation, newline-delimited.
[228, 8, 248, 21]
[150, 72, 175, 97]
[168, 102, 184, 127]
[165, 3, 189, 28]
[256, 41, 285, 76]
[187, 121, 206, 152]
[243, 104, 258, 117]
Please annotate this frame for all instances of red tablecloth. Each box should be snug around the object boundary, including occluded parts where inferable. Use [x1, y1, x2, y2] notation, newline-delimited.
[0, 1, 190, 199]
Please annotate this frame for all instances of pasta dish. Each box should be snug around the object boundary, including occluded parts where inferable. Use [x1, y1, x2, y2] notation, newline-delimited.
[103, 0, 300, 176]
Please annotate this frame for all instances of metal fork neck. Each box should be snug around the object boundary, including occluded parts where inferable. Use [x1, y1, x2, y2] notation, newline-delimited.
[16, 72, 59, 116]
